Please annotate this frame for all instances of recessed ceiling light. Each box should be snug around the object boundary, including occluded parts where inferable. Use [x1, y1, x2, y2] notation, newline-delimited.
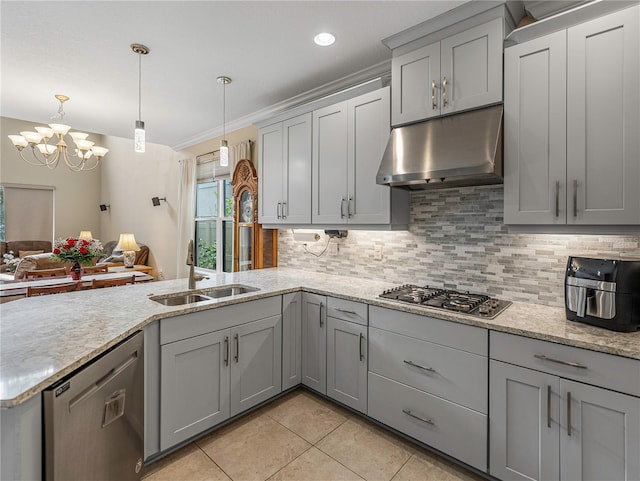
[314, 32, 335, 47]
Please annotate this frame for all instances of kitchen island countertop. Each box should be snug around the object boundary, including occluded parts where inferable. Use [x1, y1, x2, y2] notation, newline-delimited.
[2, 267, 639, 408]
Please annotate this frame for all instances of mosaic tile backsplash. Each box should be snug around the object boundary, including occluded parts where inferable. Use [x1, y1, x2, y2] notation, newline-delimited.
[277, 185, 640, 307]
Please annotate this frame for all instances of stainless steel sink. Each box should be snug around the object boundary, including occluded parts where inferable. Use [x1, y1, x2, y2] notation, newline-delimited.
[152, 293, 213, 306]
[198, 284, 260, 298]
[150, 284, 260, 306]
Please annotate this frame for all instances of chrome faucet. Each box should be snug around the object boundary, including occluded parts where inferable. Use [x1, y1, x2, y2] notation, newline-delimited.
[186, 239, 205, 289]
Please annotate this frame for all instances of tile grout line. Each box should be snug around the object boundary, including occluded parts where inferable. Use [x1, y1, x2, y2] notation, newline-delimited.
[194, 441, 236, 481]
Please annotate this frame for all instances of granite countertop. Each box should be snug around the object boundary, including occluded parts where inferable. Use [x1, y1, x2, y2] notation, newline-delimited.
[1, 267, 639, 408]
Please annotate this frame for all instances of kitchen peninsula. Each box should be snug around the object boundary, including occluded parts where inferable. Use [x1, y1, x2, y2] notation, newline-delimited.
[2, 268, 639, 480]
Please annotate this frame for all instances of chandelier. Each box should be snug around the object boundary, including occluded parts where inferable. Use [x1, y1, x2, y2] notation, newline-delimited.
[7, 94, 109, 171]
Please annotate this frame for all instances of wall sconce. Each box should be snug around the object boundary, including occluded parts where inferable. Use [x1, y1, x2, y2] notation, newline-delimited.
[99, 204, 110, 212]
[151, 196, 167, 207]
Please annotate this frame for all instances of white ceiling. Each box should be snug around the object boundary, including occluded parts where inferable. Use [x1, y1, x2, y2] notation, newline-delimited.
[1, 1, 466, 150]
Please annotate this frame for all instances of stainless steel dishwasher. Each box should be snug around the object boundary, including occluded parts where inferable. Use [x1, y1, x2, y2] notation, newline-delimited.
[44, 331, 144, 481]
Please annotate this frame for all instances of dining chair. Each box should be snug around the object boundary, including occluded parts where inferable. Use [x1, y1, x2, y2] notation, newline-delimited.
[25, 267, 68, 279]
[82, 265, 109, 274]
[26, 282, 79, 297]
[91, 275, 136, 289]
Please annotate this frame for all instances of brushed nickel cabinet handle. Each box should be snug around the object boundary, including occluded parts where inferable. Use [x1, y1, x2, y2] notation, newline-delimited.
[335, 308, 357, 315]
[359, 333, 364, 361]
[431, 80, 437, 110]
[403, 360, 436, 373]
[340, 197, 346, 219]
[573, 179, 578, 218]
[224, 336, 229, 367]
[547, 385, 552, 428]
[348, 196, 353, 218]
[555, 181, 560, 218]
[567, 391, 572, 436]
[234, 333, 239, 363]
[277, 202, 282, 219]
[282, 201, 287, 219]
[402, 408, 435, 425]
[534, 354, 587, 370]
[442, 76, 448, 107]
[319, 302, 324, 327]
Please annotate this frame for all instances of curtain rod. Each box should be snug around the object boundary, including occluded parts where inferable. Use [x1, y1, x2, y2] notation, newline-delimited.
[196, 139, 252, 164]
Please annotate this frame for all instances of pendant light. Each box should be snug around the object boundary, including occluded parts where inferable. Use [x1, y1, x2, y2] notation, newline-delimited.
[217, 76, 231, 167]
[131, 43, 150, 153]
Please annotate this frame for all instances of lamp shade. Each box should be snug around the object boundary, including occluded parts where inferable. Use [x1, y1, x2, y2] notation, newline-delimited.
[78, 230, 93, 240]
[114, 233, 140, 252]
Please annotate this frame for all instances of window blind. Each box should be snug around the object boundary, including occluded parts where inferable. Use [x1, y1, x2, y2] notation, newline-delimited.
[2, 184, 54, 242]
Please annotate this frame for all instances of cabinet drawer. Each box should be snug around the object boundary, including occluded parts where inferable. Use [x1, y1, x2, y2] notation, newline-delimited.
[370, 306, 488, 355]
[369, 327, 487, 413]
[368, 372, 487, 472]
[490, 331, 640, 397]
[327, 297, 368, 326]
[161, 296, 281, 345]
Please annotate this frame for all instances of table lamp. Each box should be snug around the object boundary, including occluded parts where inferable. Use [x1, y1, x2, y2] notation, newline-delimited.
[115, 233, 140, 268]
[78, 230, 93, 240]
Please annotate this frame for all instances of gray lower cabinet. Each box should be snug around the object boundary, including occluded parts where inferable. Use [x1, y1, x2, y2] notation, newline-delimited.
[301, 292, 327, 393]
[490, 331, 640, 481]
[157, 296, 282, 452]
[367, 306, 488, 472]
[230, 315, 282, 417]
[326, 298, 368, 414]
[282, 292, 302, 390]
[160, 329, 230, 451]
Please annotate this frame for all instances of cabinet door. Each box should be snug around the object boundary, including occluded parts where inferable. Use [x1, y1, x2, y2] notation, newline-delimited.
[312, 102, 349, 224]
[503, 31, 567, 224]
[160, 329, 230, 450]
[560, 379, 640, 481]
[230, 315, 282, 417]
[391, 42, 441, 126]
[283, 113, 312, 224]
[282, 292, 302, 390]
[258, 122, 284, 224]
[489, 360, 560, 481]
[440, 18, 503, 115]
[301, 292, 327, 394]
[567, 6, 640, 224]
[347, 87, 391, 225]
[326, 317, 367, 413]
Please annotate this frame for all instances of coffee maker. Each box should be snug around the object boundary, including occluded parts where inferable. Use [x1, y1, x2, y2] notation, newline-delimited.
[565, 256, 640, 332]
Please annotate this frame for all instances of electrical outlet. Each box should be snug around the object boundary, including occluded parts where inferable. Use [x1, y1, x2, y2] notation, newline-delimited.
[157, 269, 165, 280]
[329, 242, 339, 255]
[373, 245, 383, 260]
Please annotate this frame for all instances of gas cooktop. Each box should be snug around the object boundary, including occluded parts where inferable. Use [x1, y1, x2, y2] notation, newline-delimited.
[379, 284, 511, 319]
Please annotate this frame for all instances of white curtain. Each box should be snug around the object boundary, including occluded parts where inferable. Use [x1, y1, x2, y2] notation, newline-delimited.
[230, 140, 252, 169]
[176, 158, 196, 278]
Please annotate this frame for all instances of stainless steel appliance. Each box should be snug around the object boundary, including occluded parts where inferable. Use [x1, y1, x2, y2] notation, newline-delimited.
[565, 256, 640, 332]
[379, 284, 511, 319]
[44, 331, 144, 481]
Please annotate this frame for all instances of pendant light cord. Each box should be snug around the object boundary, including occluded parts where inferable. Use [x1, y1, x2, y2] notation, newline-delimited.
[138, 52, 142, 122]
[222, 80, 226, 139]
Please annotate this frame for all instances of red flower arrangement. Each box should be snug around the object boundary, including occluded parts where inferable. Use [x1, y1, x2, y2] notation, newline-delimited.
[51, 237, 104, 266]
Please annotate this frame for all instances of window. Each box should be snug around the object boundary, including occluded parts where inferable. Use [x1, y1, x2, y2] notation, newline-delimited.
[0, 184, 54, 242]
[195, 158, 234, 272]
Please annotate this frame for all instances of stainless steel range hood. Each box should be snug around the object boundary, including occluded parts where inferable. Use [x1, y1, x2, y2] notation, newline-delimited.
[376, 104, 503, 190]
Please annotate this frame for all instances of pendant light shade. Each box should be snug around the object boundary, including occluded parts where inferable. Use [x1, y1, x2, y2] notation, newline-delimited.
[131, 43, 150, 153]
[217, 76, 231, 167]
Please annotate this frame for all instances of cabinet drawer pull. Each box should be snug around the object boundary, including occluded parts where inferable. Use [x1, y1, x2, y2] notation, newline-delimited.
[319, 302, 324, 327]
[277, 202, 282, 219]
[431, 80, 437, 110]
[534, 354, 587, 370]
[403, 360, 436, 373]
[359, 332, 364, 361]
[402, 408, 435, 425]
[335, 308, 357, 315]
[347, 196, 353, 218]
[340, 197, 346, 219]
[572, 179, 578, 218]
[555, 180, 560, 218]
[547, 385, 552, 428]
[224, 336, 229, 367]
[234, 333, 239, 363]
[442, 76, 448, 107]
[567, 391, 572, 436]
[282, 201, 287, 219]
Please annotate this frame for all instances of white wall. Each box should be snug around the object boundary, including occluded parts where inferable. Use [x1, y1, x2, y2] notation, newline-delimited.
[1, 117, 102, 240]
[99, 135, 188, 280]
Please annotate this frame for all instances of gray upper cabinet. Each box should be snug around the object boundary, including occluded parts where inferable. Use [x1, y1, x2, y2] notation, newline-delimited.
[312, 86, 408, 226]
[504, 5, 640, 224]
[391, 18, 503, 126]
[258, 113, 312, 224]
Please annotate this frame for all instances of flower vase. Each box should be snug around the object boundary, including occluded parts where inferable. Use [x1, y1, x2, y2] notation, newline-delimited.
[70, 262, 82, 281]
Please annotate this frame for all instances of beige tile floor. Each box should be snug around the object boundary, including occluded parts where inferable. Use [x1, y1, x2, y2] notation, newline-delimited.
[143, 389, 485, 481]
